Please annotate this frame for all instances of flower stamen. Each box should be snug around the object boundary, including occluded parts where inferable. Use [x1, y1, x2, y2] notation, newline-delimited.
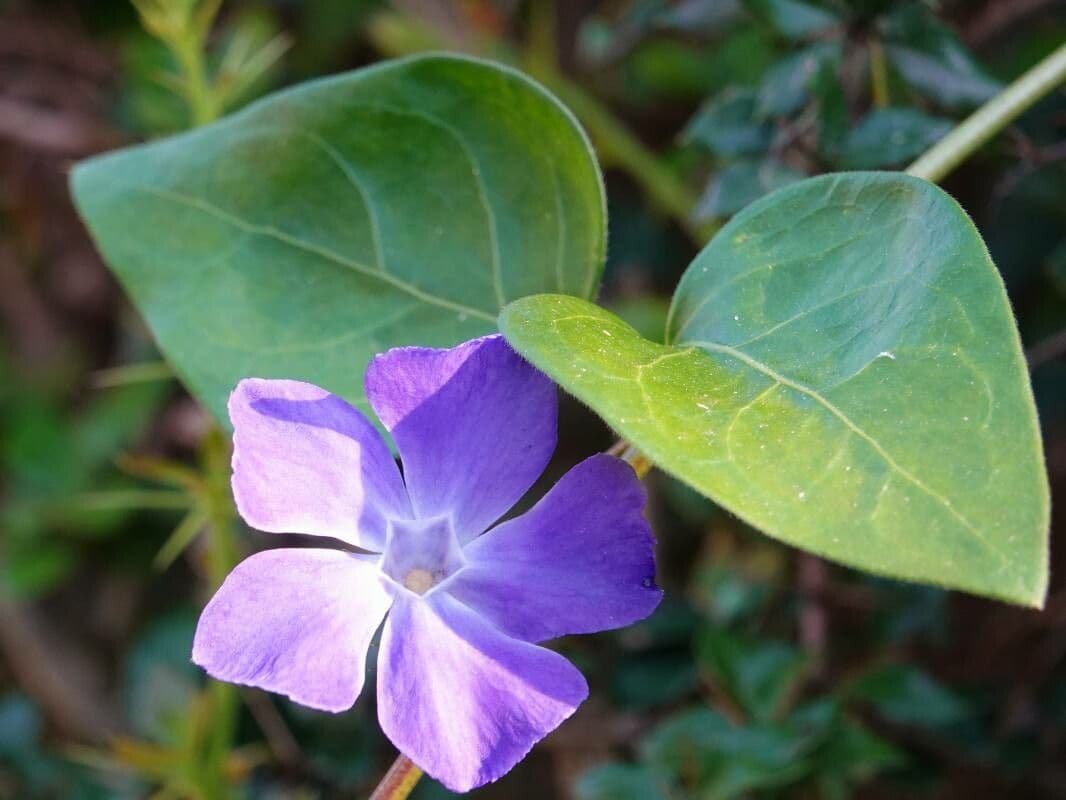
[403, 568, 435, 595]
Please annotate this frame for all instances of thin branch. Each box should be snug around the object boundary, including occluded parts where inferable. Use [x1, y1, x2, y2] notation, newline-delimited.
[906, 43, 1066, 183]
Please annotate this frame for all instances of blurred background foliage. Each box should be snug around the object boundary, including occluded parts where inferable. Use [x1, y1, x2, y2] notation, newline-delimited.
[0, 0, 1064, 797]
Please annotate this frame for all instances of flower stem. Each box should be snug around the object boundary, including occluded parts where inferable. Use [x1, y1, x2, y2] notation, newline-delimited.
[613, 441, 653, 479]
[369, 754, 423, 800]
[906, 42, 1066, 183]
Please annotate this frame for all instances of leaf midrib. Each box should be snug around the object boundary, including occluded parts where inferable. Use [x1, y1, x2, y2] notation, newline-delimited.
[134, 185, 497, 323]
[547, 308, 1011, 574]
[680, 338, 1011, 572]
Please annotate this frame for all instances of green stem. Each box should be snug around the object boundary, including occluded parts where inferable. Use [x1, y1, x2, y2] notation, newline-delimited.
[196, 428, 241, 800]
[172, 30, 218, 126]
[201, 428, 239, 588]
[906, 42, 1066, 183]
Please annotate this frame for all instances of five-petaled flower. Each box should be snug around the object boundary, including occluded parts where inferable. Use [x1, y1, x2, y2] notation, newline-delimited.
[192, 335, 662, 792]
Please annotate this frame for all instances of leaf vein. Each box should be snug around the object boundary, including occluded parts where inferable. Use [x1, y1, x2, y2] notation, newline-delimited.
[135, 185, 496, 322]
[357, 103, 506, 307]
[686, 338, 1010, 570]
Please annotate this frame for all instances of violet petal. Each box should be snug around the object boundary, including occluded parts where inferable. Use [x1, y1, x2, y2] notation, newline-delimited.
[377, 592, 587, 792]
[229, 378, 409, 550]
[449, 454, 662, 642]
[364, 335, 556, 541]
[192, 548, 392, 712]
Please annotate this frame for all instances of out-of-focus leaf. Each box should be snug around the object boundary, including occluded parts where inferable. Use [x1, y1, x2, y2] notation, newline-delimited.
[693, 159, 806, 219]
[642, 708, 813, 797]
[3, 538, 76, 596]
[756, 41, 839, 118]
[819, 718, 903, 778]
[660, 473, 720, 524]
[73, 382, 165, 470]
[291, 0, 381, 75]
[867, 579, 948, 645]
[0, 694, 121, 798]
[72, 54, 606, 424]
[0, 694, 41, 756]
[607, 297, 671, 344]
[118, 33, 188, 135]
[124, 613, 201, 745]
[657, 0, 744, 34]
[838, 108, 951, 168]
[697, 628, 807, 720]
[880, 5, 1001, 109]
[811, 53, 848, 159]
[575, 763, 670, 800]
[985, 163, 1066, 292]
[626, 39, 731, 99]
[691, 563, 771, 625]
[849, 665, 970, 728]
[288, 702, 378, 784]
[743, 0, 840, 40]
[684, 89, 773, 157]
[613, 652, 699, 710]
[623, 597, 703, 649]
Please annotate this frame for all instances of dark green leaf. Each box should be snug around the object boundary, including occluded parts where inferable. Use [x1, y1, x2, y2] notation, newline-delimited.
[880, 6, 1001, 109]
[575, 764, 670, 800]
[72, 54, 606, 423]
[849, 665, 969, 728]
[684, 89, 773, 157]
[838, 108, 952, 169]
[607, 297, 671, 344]
[500, 173, 1049, 606]
[694, 159, 806, 219]
[3, 538, 76, 596]
[613, 653, 699, 711]
[697, 628, 807, 720]
[756, 42, 839, 118]
[642, 708, 814, 797]
[124, 612, 201, 744]
[0, 694, 42, 755]
[743, 0, 840, 40]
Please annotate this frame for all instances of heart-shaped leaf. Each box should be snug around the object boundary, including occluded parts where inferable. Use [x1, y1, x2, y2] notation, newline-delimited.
[501, 173, 1048, 606]
[72, 53, 605, 421]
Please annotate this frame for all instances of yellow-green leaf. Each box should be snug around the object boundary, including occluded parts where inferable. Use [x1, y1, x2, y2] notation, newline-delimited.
[501, 173, 1048, 606]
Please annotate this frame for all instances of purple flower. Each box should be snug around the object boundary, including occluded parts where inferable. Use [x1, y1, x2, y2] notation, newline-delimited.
[192, 335, 661, 792]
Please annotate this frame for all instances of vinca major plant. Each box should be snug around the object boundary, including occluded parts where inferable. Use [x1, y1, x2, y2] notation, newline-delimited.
[70, 48, 1052, 796]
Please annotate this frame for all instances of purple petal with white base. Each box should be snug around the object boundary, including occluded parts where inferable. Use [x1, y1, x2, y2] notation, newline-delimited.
[377, 592, 587, 793]
[449, 454, 662, 643]
[193, 549, 392, 712]
[364, 335, 556, 540]
[229, 379, 409, 550]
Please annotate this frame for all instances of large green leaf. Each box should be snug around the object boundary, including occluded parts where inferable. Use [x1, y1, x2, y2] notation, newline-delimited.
[501, 173, 1048, 606]
[72, 53, 605, 421]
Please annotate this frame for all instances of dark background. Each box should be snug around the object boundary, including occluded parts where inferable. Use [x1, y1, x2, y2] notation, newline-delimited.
[0, 1, 1064, 798]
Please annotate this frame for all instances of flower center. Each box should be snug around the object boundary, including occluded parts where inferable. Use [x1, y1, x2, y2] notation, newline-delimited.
[403, 568, 435, 594]
[380, 516, 465, 595]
